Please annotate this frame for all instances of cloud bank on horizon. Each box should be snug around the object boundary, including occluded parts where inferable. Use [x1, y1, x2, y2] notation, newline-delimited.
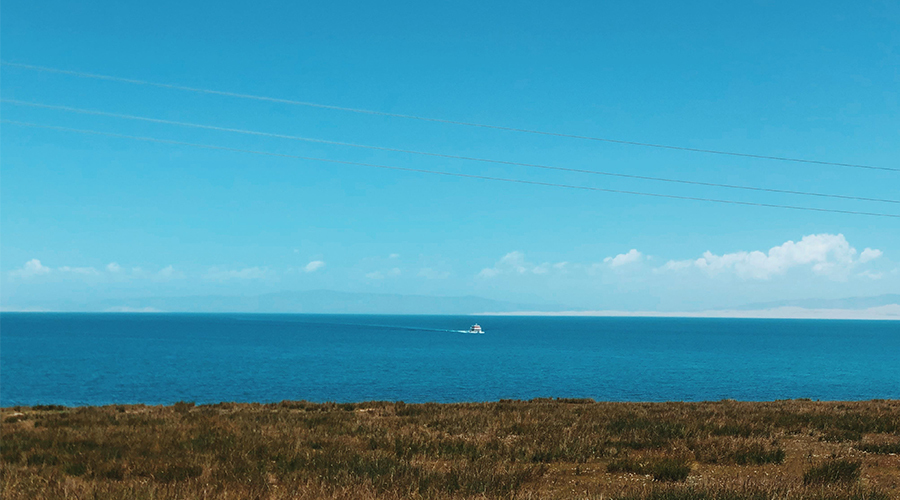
[477, 233, 886, 281]
[4, 233, 897, 313]
[660, 234, 881, 280]
[470, 233, 895, 311]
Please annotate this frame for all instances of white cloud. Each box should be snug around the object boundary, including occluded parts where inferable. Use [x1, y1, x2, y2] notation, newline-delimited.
[366, 268, 401, 280]
[479, 252, 525, 278]
[128, 265, 183, 281]
[658, 233, 870, 280]
[10, 259, 51, 278]
[532, 263, 551, 274]
[859, 248, 883, 263]
[658, 260, 693, 272]
[154, 265, 186, 281]
[389, 253, 400, 259]
[499, 251, 528, 273]
[304, 260, 325, 273]
[106, 262, 121, 273]
[59, 266, 100, 275]
[158, 265, 178, 279]
[477, 268, 500, 278]
[418, 267, 450, 279]
[205, 267, 267, 281]
[858, 270, 884, 280]
[478, 251, 565, 278]
[604, 249, 643, 268]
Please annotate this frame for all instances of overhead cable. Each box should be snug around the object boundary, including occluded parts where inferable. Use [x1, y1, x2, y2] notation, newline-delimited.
[3, 99, 896, 205]
[2, 61, 894, 172]
[4, 119, 898, 219]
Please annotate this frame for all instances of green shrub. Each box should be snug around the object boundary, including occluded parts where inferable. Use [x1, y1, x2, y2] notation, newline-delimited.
[733, 445, 785, 465]
[691, 439, 786, 465]
[858, 442, 900, 454]
[155, 464, 203, 482]
[99, 463, 126, 481]
[556, 398, 595, 404]
[821, 429, 863, 442]
[173, 401, 195, 414]
[26, 453, 60, 466]
[611, 485, 889, 500]
[63, 462, 87, 476]
[804, 459, 861, 485]
[650, 458, 691, 482]
[607, 458, 643, 474]
[607, 457, 691, 482]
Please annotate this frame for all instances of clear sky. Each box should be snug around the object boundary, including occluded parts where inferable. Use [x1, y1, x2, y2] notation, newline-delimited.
[1, 0, 898, 312]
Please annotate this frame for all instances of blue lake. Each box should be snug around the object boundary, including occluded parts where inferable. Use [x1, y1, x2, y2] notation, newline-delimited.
[1, 313, 897, 406]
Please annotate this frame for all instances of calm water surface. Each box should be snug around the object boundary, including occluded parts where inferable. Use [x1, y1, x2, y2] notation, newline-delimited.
[1, 313, 897, 406]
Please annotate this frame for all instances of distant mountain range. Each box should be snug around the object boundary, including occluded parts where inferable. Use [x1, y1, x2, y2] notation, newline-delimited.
[79, 290, 560, 315]
[4, 291, 897, 317]
[736, 294, 900, 311]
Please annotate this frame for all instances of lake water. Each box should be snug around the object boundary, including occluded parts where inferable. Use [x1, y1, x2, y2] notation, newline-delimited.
[1, 313, 897, 406]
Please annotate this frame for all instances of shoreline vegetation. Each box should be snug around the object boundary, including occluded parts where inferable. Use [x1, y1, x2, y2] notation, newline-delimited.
[2, 400, 899, 499]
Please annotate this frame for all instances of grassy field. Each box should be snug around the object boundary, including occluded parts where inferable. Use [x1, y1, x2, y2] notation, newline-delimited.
[2, 399, 899, 499]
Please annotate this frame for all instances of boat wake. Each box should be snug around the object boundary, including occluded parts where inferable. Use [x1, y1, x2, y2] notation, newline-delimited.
[286, 319, 484, 335]
[366, 324, 481, 335]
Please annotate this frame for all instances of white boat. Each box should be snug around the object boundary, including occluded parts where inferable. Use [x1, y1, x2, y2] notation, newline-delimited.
[468, 324, 484, 334]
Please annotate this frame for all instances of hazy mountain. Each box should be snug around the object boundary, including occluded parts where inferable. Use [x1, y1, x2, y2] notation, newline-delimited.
[735, 294, 900, 311]
[9, 292, 898, 317]
[65, 290, 562, 315]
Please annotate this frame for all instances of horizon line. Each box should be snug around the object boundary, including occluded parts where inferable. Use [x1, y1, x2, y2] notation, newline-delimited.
[2, 305, 898, 320]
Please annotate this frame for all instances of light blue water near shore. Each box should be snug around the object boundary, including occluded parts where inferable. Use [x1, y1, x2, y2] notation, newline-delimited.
[1, 313, 898, 406]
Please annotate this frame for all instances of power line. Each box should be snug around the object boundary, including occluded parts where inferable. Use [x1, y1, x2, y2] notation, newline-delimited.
[3, 99, 897, 205]
[4, 119, 899, 219]
[2, 60, 894, 173]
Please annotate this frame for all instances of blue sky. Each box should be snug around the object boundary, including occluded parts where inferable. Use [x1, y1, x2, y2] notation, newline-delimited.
[2, 0, 898, 312]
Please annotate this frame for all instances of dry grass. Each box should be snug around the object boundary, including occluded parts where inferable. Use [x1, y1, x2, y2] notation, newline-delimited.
[2, 399, 899, 499]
